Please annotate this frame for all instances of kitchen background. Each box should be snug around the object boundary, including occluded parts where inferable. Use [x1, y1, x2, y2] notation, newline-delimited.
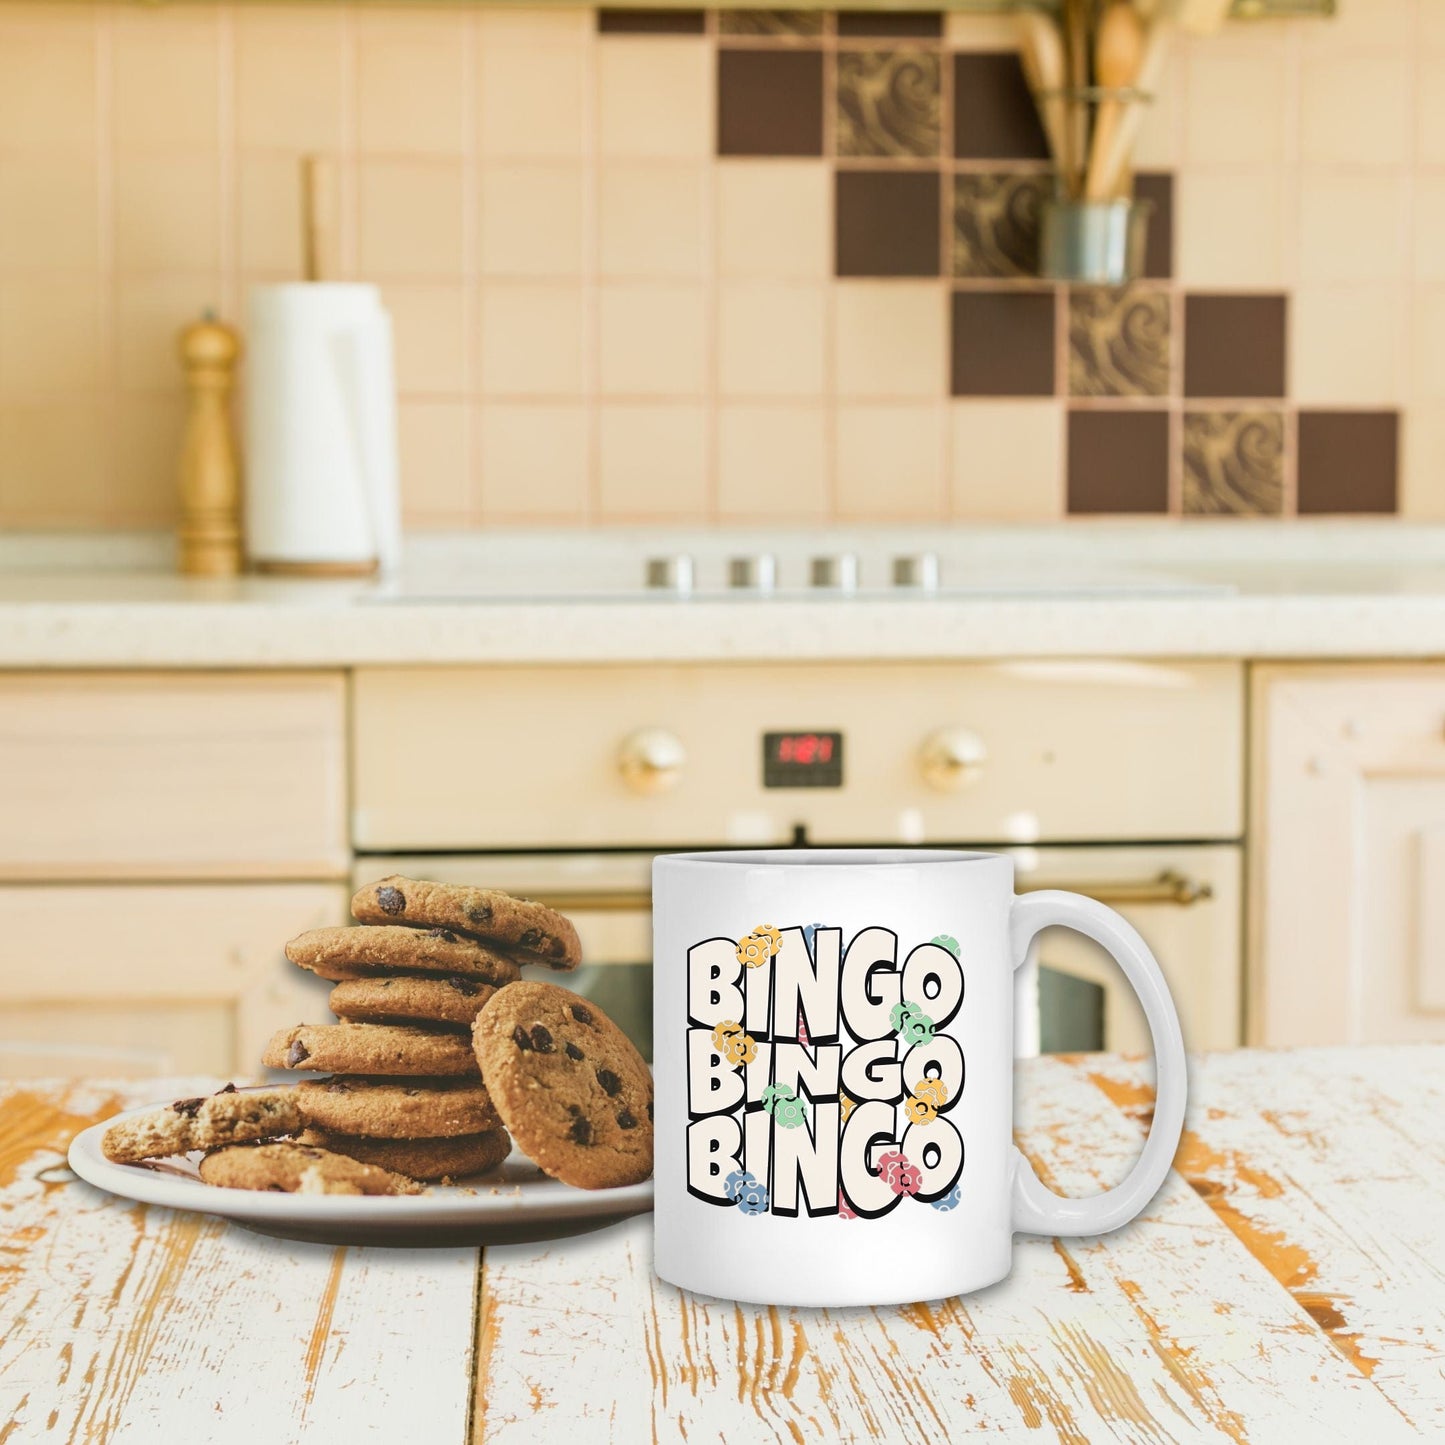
[0, 0, 1436, 531]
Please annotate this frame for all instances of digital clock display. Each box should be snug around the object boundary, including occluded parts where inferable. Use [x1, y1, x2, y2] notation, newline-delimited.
[763, 731, 844, 789]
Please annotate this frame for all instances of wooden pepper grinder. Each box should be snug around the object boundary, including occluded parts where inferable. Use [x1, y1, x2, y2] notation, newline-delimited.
[177, 311, 243, 577]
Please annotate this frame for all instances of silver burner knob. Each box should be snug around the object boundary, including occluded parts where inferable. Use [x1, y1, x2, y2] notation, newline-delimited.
[893, 552, 940, 591]
[810, 553, 859, 592]
[645, 555, 694, 595]
[728, 554, 777, 592]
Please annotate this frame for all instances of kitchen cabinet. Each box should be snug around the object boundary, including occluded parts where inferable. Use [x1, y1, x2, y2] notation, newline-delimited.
[0, 672, 349, 879]
[1250, 663, 1445, 1046]
[0, 883, 344, 1076]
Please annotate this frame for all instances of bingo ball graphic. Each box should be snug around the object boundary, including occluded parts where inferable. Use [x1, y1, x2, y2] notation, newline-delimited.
[736, 933, 772, 969]
[889, 1000, 923, 1032]
[913, 1077, 949, 1109]
[878, 1150, 922, 1197]
[837, 1191, 857, 1220]
[930, 934, 961, 959]
[735, 1179, 769, 1216]
[712, 1020, 744, 1052]
[904, 1095, 938, 1126]
[723, 1169, 755, 1202]
[930, 1186, 962, 1212]
[839, 1093, 856, 1122]
[762, 1083, 807, 1129]
[900, 1012, 936, 1047]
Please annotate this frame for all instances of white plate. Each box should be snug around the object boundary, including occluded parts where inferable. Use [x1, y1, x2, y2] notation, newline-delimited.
[68, 1095, 653, 1248]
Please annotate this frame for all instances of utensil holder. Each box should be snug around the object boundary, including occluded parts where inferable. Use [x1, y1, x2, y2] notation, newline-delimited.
[1040, 197, 1153, 286]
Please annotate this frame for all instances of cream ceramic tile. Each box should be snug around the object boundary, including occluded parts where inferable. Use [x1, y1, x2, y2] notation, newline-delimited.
[1299, 0, 1413, 53]
[479, 283, 585, 396]
[1412, 288, 1445, 400]
[1300, 53, 1410, 168]
[949, 399, 1064, 521]
[1298, 172, 1408, 285]
[1415, 176, 1445, 283]
[716, 405, 828, 521]
[238, 153, 335, 276]
[0, 14, 98, 153]
[834, 281, 947, 399]
[717, 161, 830, 280]
[358, 159, 465, 278]
[944, 13, 1023, 50]
[1418, 52, 1445, 166]
[397, 398, 474, 524]
[717, 282, 826, 398]
[835, 403, 946, 520]
[478, 402, 590, 520]
[0, 400, 107, 524]
[114, 156, 220, 273]
[0, 159, 98, 270]
[479, 164, 586, 277]
[0, 276, 104, 396]
[115, 276, 222, 393]
[357, 10, 470, 156]
[597, 403, 708, 518]
[234, 6, 345, 153]
[597, 39, 711, 160]
[598, 283, 706, 397]
[1176, 170, 1286, 287]
[1291, 286, 1406, 406]
[1400, 406, 1445, 519]
[476, 7, 592, 44]
[598, 164, 706, 280]
[112, 9, 221, 153]
[1183, 52, 1287, 166]
[112, 394, 186, 525]
[479, 43, 588, 158]
[383, 283, 470, 395]
[1130, 46, 1181, 172]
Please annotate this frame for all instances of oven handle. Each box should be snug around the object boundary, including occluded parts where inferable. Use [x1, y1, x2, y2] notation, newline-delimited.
[524, 869, 1212, 914]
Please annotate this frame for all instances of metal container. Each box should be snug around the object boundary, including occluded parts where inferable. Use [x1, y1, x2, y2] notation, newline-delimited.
[1040, 198, 1153, 286]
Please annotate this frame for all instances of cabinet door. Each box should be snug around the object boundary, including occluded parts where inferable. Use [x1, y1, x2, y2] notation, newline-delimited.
[0, 883, 345, 1077]
[0, 673, 349, 879]
[1251, 665, 1445, 1045]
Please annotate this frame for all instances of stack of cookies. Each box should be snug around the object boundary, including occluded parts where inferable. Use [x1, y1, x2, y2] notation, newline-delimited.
[259, 875, 583, 1183]
[101, 874, 655, 1197]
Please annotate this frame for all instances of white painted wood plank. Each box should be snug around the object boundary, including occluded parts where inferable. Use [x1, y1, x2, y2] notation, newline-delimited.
[475, 1054, 1417, 1444]
[1083, 1044, 1445, 1433]
[0, 1078, 479, 1445]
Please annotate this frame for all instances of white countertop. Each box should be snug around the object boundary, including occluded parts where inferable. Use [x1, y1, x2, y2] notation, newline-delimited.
[5, 522, 1445, 667]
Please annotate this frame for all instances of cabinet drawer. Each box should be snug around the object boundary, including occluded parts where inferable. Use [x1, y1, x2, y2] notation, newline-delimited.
[354, 661, 1244, 849]
[0, 883, 345, 1076]
[0, 673, 349, 878]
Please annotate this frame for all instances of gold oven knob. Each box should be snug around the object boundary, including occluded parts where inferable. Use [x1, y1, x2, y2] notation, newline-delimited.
[919, 727, 988, 792]
[618, 728, 686, 794]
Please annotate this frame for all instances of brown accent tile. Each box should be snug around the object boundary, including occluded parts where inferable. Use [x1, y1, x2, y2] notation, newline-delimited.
[598, 10, 705, 34]
[1297, 410, 1399, 514]
[719, 11, 824, 37]
[1183, 293, 1287, 399]
[837, 50, 941, 159]
[718, 50, 824, 157]
[1135, 172, 1174, 281]
[1069, 287, 1171, 398]
[836, 169, 941, 276]
[1067, 410, 1170, 513]
[951, 290, 1055, 396]
[1182, 411, 1284, 515]
[953, 53, 1050, 161]
[951, 173, 1046, 279]
[837, 11, 944, 38]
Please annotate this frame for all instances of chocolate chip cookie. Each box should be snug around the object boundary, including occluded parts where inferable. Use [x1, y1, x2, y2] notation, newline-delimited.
[471, 982, 653, 1190]
[198, 1141, 421, 1195]
[294, 1076, 501, 1139]
[285, 925, 522, 985]
[352, 877, 581, 970]
[297, 1127, 511, 1182]
[328, 975, 498, 1030]
[101, 1084, 301, 1164]
[263, 1022, 480, 1077]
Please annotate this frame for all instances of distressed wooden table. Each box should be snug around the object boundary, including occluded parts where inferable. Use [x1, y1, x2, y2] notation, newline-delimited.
[2, 1045, 1441, 1443]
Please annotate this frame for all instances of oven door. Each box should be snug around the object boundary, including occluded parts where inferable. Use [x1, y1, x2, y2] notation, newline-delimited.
[357, 843, 1239, 1061]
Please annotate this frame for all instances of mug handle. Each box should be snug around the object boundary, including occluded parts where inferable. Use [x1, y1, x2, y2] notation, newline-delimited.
[1008, 889, 1187, 1237]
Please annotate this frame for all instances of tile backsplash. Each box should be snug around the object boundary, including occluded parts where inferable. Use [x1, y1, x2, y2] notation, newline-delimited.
[0, 1, 1436, 530]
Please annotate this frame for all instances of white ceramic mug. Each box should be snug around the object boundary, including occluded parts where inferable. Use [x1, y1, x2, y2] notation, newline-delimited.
[651, 849, 1186, 1307]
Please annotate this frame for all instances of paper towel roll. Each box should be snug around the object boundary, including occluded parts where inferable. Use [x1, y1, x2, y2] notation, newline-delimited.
[244, 283, 401, 574]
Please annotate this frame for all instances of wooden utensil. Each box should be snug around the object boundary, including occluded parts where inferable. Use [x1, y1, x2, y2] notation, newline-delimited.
[176, 313, 243, 577]
[301, 155, 338, 283]
[1085, 1, 1147, 201]
[1017, 9, 1070, 176]
[1092, 15, 1173, 202]
[1177, 0, 1233, 36]
[1061, 0, 1091, 198]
